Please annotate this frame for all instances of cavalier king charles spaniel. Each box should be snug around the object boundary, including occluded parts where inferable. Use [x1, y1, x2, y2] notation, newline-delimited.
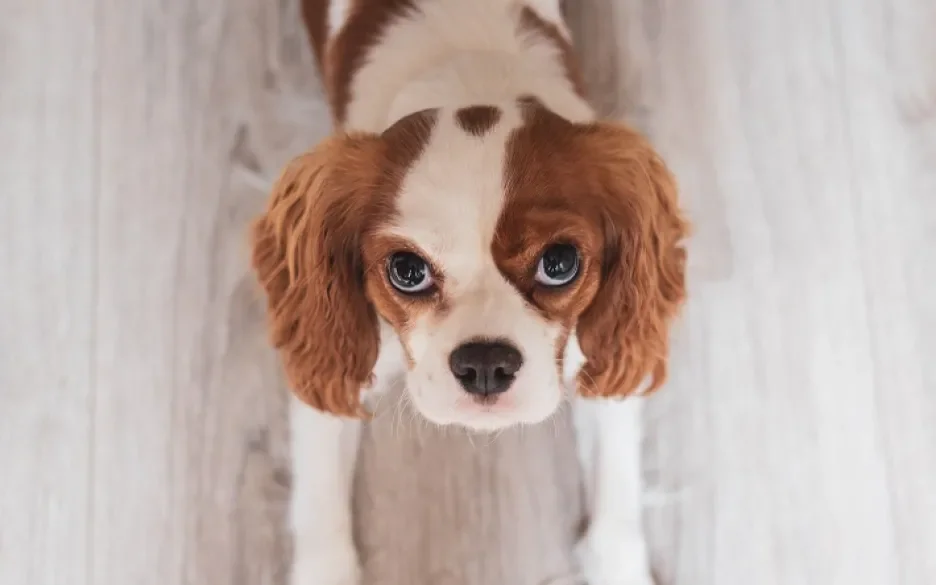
[249, 1, 689, 584]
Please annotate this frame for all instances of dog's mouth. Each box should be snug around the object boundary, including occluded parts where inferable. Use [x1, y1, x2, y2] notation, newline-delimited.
[454, 390, 517, 411]
[403, 375, 563, 432]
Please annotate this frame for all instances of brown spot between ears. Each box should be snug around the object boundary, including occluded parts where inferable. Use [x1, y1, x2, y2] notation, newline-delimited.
[455, 105, 502, 137]
[326, 0, 419, 125]
[516, 7, 588, 100]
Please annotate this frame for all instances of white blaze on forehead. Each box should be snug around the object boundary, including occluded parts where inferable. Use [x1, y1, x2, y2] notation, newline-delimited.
[385, 105, 525, 294]
[382, 103, 568, 429]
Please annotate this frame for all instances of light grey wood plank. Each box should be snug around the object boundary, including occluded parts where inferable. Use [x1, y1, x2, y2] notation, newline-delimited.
[90, 1, 293, 584]
[836, 2, 936, 583]
[572, 1, 936, 584]
[0, 2, 97, 585]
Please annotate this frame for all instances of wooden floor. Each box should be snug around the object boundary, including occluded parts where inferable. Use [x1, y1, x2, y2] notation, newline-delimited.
[2, 0, 935, 584]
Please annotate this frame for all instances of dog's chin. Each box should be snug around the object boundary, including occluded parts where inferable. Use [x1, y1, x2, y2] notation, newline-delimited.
[405, 378, 564, 433]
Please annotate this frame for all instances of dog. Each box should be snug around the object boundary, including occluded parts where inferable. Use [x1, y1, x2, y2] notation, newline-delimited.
[249, 1, 689, 583]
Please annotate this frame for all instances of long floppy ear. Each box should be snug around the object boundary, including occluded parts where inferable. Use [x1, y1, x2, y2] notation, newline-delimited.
[250, 134, 384, 416]
[575, 123, 689, 398]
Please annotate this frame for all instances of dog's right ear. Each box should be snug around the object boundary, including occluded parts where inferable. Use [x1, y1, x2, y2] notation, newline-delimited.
[572, 122, 689, 399]
[250, 134, 384, 417]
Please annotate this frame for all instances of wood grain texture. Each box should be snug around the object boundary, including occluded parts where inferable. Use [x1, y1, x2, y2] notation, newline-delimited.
[0, 1, 96, 584]
[1, 0, 934, 584]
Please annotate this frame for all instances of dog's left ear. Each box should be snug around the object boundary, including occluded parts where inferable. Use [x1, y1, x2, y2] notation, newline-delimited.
[575, 122, 690, 398]
[250, 133, 385, 417]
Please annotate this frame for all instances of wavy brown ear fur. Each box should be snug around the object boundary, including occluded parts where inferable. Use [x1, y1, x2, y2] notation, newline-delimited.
[575, 122, 689, 398]
[250, 134, 385, 416]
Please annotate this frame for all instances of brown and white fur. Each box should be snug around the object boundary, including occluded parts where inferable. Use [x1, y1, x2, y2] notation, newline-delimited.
[249, 1, 689, 584]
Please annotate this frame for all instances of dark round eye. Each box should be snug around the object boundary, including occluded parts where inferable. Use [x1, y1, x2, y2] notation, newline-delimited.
[535, 244, 580, 287]
[387, 252, 434, 293]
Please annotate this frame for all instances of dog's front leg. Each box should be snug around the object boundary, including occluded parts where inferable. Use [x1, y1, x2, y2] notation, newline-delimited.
[289, 395, 362, 585]
[573, 396, 654, 585]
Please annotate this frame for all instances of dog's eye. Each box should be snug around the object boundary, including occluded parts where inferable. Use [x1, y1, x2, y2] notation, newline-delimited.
[535, 244, 580, 287]
[387, 252, 434, 293]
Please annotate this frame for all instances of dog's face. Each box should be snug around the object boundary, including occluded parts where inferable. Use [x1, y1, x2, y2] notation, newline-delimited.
[251, 99, 688, 431]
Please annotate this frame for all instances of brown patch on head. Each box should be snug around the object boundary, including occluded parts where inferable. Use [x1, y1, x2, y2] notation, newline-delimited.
[455, 105, 503, 137]
[495, 99, 689, 398]
[358, 110, 454, 360]
[516, 7, 588, 100]
[380, 107, 438, 168]
[249, 109, 438, 416]
[362, 108, 442, 328]
[495, 98, 602, 321]
[325, 0, 418, 124]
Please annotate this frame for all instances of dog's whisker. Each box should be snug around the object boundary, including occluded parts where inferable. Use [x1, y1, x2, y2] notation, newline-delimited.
[390, 384, 406, 439]
[465, 428, 477, 448]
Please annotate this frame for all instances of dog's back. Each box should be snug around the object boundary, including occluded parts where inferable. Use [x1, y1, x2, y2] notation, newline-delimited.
[300, 0, 593, 131]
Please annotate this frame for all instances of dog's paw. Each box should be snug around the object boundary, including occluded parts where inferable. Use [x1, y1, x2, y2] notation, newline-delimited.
[575, 526, 655, 585]
[291, 543, 361, 585]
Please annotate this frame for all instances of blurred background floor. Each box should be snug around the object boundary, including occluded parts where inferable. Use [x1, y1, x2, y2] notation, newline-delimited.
[2, 0, 935, 584]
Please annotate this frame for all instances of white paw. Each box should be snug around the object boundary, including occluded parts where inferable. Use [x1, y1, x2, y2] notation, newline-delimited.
[575, 527, 655, 585]
[291, 543, 361, 585]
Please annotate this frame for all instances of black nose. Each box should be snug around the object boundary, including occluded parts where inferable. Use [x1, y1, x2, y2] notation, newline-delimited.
[449, 341, 523, 396]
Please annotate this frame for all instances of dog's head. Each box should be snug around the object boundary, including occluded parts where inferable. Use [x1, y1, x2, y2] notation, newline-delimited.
[250, 99, 688, 430]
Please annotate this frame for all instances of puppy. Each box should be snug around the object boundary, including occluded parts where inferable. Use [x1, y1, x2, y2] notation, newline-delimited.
[249, 1, 689, 584]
